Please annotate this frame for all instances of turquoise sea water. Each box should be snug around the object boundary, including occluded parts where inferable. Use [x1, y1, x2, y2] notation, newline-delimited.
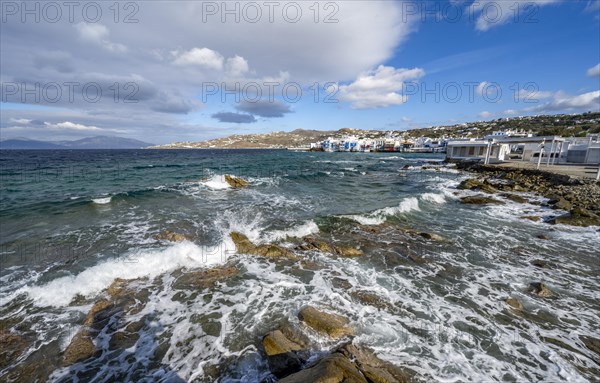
[0, 149, 598, 382]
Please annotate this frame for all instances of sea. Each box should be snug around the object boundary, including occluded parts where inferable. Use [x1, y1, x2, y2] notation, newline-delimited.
[0, 149, 598, 382]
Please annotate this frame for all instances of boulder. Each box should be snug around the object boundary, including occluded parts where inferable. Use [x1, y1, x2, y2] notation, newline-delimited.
[224, 175, 249, 188]
[580, 335, 600, 356]
[528, 282, 552, 297]
[501, 193, 529, 204]
[173, 266, 239, 290]
[336, 246, 364, 257]
[460, 195, 505, 205]
[230, 232, 295, 259]
[0, 330, 27, 368]
[277, 353, 367, 383]
[337, 343, 419, 383]
[296, 237, 363, 257]
[457, 178, 497, 194]
[350, 291, 395, 312]
[418, 232, 444, 241]
[154, 230, 191, 242]
[263, 330, 304, 356]
[505, 297, 523, 311]
[298, 306, 354, 339]
[263, 330, 305, 378]
[531, 259, 551, 268]
[550, 208, 600, 227]
[63, 331, 96, 366]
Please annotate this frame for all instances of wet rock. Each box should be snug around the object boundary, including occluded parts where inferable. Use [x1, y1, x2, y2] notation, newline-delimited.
[531, 259, 551, 268]
[337, 343, 419, 383]
[528, 282, 553, 297]
[536, 234, 550, 240]
[418, 232, 444, 241]
[551, 197, 573, 211]
[296, 237, 363, 257]
[501, 193, 529, 204]
[84, 299, 115, 327]
[460, 195, 505, 205]
[521, 216, 542, 222]
[263, 330, 304, 378]
[505, 297, 523, 311]
[277, 353, 367, 383]
[224, 175, 249, 188]
[298, 306, 354, 339]
[173, 266, 239, 290]
[0, 330, 27, 368]
[230, 232, 295, 259]
[550, 208, 600, 227]
[350, 290, 395, 312]
[458, 178, 497, 193]
[332, 277, 353, 290]
[580, 335, 600, 356]
[154, 230, 191, 242]
[63, 331, 96, 366]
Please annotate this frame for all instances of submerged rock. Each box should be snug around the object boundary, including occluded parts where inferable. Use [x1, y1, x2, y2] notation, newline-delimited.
[528, 282, 553, 297]
[505, 297, 523, 311]
[296, 237, 363, 257]
[173, 266, 239, 290]
[63, 331, 97, 366]
[500, 193, 529, 204]
[460, 195, 505, 205]
[298, 306, 354, 339]
[0, 330, 27, 368]
[458, 178, 497, 194]
[230, 232, 295, 259]
[337, 343, 419, 383]
[263, 330, 305, 378]
[224, 175, 249, 188]
[550, 208, 600, 227]
[580, 335, 600, 356]
[521, 216, 542, 222]
[418, 232, 444, 241]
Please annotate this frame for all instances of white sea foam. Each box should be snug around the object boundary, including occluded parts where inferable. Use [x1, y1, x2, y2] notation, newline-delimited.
[421, 193, 446, 204]
[21, 240, 235, 307]
[92, 196, 111, 204]
[345, 197, 420, 225]
[260, 220, 319, 243]
[200, 175, 232, 190]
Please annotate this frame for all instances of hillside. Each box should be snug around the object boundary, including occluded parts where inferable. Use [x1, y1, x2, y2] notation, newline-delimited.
[149, 113, 600, 149]
[0, 136, 154, 150]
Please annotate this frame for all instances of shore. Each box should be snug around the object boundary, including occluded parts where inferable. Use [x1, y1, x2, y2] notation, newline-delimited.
[453, 161, 600, 227]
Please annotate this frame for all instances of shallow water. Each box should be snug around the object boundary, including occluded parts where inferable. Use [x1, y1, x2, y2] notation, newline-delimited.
[0, 149, 598, 382]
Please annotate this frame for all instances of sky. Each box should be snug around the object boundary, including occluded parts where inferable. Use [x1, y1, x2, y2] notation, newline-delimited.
[1, 0, 599, 144]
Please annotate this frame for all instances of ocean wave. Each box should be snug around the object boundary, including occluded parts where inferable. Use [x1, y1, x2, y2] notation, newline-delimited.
[344, 197, 420, 225]
[92, 196, 112, 204]
[420, 193, 446, 204]
[259, 220, 319, 243]
[19, 240, 235, 307]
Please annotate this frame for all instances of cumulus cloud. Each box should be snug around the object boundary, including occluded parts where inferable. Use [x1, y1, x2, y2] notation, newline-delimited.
[226, 56, 250, 77]
[479, 111, 492, 118]
[74, 22, 127, 52]
[338, 65, 425, 109]
[211, 112, 256, 124]
[587, 63, 600, 77]
[473, 0, 560, 31]
[173, 48, 224, 70]
[235, 100, 292, 118]
[521, 90, 600, 113]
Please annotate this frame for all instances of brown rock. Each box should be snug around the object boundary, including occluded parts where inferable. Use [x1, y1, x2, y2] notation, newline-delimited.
[528, 282, 553, 297]
[580, 335, 600, 356]
[335, 246, 364, 257]
[263, 330, 303, 356]
[154, 230, 191, 242]
[230, 232, 295, 259]
[536, 234, 550, 240]
[337, 343, 419, 383]
[173, 266, 239, 290]
[277, 353, 367, 383]
[418, 232, 444, 241]
[0, 330, 27, 368]
[460, 195, 505, 205]
[501, 193, 529, 204]
[505, 297, 523, 311]
[521, 216, 541, 222]
[350, 291, 395, 312]
[298, 306, 354, 339]
[83, 299, 114, 327]
[224, 175, 249, 188]
[63, 331, 96, 366]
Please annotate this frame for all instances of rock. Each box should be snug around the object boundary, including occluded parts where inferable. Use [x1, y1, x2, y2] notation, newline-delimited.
[63, 331, 96, 366]
[173, 266, 239, 290]
[337, 343, 419, 383]
[296, 237, 363, 257]
[154, 230, 191, 242]
[528, 282, 553, 297]
[550, 208, 600, 227]
[418, 232, 444, 241]
[263, 330, 304, 378]
[0, 330, 27, 368]
[531, 259, 551, 268]
[298, 306, 354, 339]
[501, 193, 529, 204]
[263, 330, 303, 356]
[536, 234, 550, 240]
[505, 297, 523, 311]
[107, 278, 130, 298]
[552, 197, 573, 211]
[521, 216, 541, 222]
[277, 353, 367, 383]
[336, 246, 364, 257]
[580, 335, 600, 356]
[224, 175, 249, 188]
[332, 277, 353, 290]
[457, 178, 497, 194]
[230, 232, 295, 259]
[83, 299, 115, 327]
[460, 195, 505, 205]
[350, 291, 395, 312]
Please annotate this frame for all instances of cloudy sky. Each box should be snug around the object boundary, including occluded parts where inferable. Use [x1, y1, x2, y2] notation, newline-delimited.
[1, 0, 599, 144]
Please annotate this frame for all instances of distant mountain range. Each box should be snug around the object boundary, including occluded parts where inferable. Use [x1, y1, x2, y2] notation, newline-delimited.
[0, 136, 154, 150]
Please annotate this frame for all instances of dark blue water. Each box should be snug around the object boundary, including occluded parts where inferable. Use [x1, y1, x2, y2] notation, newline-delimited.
[0, 149, 598, 382]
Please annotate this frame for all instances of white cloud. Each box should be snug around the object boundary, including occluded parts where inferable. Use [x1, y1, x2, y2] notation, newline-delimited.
[479, 111, 492, 118]
[173, 48, 224, 70]
[587, 63, 600, 77]
[503, 109, 517, 115]
[74, 22, 127, 52]
[339, 65, 425, 109]
[226, 55, 250, 77]
[476, 82, 488, 96]
[473, 0, 560, 31]
[46, 121, 102, 131]
[9, 118, 32, 125]
[521, 90, 600, 112]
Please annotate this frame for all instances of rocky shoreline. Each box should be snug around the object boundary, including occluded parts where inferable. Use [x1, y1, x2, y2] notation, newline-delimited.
[452, 161, 600, 227]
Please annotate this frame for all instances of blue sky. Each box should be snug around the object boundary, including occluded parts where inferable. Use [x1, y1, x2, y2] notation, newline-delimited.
[1, 0, 599, 144]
